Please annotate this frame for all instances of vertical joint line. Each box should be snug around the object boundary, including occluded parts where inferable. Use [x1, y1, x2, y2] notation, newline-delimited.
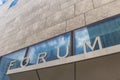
[36, 70, 41, 80]
[24, 47, 29, 57]
[74, 4, 76, 17]
[71, 31, 74, 56]
[65, 21, 67, 32]
[74, 63, 76, 80]
[91, 0, 95, 8]
[84, 13, 87, 25]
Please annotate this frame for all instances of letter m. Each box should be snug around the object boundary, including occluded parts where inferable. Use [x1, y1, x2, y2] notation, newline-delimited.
[83, 36, 102, 53]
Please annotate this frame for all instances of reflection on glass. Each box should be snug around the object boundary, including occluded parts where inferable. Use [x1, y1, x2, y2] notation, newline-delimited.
[74, 28, 91, 54]
[27, 33, 71, 65]
[0, 49, 26, 80]
[75, 17, 120, 55]
[0, 0, 7, 5]
[9, 0, 18, 8]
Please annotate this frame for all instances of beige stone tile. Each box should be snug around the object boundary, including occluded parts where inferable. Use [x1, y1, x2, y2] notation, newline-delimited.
[46, 5, 74, 28]
[86, 0, 120, 25]
[66, 14, 85, 32]
[75, 0, 94, 15]
[61, 0, 77, 9]
[46, 22, 66, 39]
[93, 0, 115, 7]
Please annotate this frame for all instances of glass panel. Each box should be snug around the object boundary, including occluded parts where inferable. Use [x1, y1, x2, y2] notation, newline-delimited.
[74, 17, 120, 55]
[27, 33, 71, 65]
[9, 0, 18, 8]
[0, 49, 26, 80]
[0, 0, 8, 5]
[74, 28, 91, 54]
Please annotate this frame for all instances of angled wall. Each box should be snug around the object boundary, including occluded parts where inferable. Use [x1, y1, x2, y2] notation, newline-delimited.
[0, 0, 119, 56]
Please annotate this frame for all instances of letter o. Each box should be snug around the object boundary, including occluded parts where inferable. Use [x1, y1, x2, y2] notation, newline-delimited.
[20, 57, 30, 67]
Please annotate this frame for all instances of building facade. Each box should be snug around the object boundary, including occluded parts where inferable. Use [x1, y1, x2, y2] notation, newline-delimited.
[0, 0, 120, 80]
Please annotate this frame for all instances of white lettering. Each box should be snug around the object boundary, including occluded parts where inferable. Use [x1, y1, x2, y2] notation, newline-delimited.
[7, 36, 103, 71]
[37, 52, 47, 64]
[83, 36, 102, 53]
[57, 46, 69, 59]
[20, 57, 30, 67]
[8, 60, 16, 70]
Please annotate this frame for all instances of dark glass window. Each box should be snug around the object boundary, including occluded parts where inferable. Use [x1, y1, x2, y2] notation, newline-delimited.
[27, 33, 71, 65]
[0, 49, 26, 80]
[74, 17, 120, 55]
[9, 0, 18, 8]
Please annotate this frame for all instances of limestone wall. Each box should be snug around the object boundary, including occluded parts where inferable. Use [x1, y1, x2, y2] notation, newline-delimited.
[0, 0, 119, 56]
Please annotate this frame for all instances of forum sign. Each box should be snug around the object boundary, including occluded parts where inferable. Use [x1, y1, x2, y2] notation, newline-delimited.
[8, 36, 102, 71]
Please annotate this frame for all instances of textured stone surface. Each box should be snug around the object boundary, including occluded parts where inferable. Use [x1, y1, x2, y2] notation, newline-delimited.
[46, 22, 66, 39]
[0, 0, 119, 56]
[46, 5, 74, 28]
[66, 14, 85, 32]
[24, 22, 66, 48]
[24, 30, 48, 48]
[86, 0, 120, 25]
[61, 0, 77, 9]
[75, 0, 94, 15]
[93, 0, 115, 7]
